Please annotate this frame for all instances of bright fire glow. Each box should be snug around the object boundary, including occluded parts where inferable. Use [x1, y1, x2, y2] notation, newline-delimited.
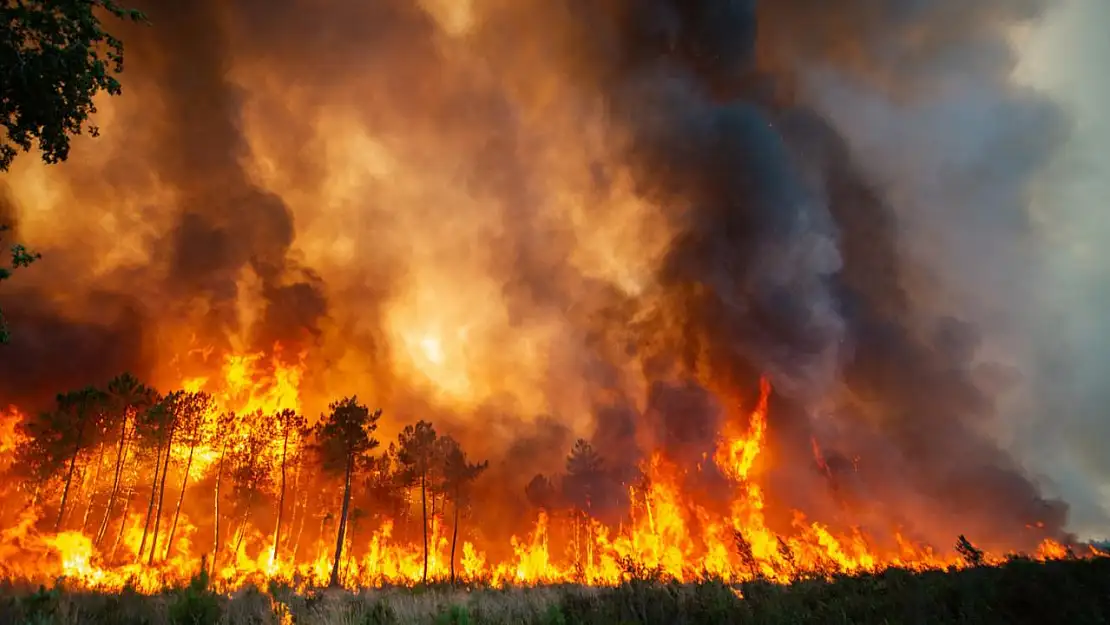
[0, 368, 1093, 593]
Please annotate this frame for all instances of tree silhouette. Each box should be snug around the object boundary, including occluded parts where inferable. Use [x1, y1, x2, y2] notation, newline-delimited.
[312, 396, 380, 588]
[563, 439, 605, 567]
[227, 410, 276, 557]
[142, 391, 191, 565]
[0, 1, 145, 172]
[14, 410, 69, 507]
[96, 373, 157, 546]
[210, 410, 237, 568]
[563, 439, 604, 515]
[396, 420, 440, 584]
[164, 391, 214, 560]
[525, 474, 559, 512]
[132, 389, 174, 563]
[270, 408, 307, 566]
[0, 224, 40, 344]
[33, 387, 109, 531]
[441, 436, 487, 585]
[364, 444, 405, 523]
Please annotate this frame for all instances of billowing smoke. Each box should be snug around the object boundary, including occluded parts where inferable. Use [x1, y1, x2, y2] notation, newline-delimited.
[0, 0, 1087, 548]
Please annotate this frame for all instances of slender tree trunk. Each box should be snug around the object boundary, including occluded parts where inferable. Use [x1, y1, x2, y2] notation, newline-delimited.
[97, 417, 130, 546]
[81, 443, 107, 532]
[111, 484, 134, 560]
[292, 489, 308, 561]
[148, 423, 176, 565]
[343, 514, 357, 581]
[272, 428, 290, 565]
[137, 442, 163, 560]
[212, 442, 228, 567]
[421, 471, 429, 583]
[165, 436, 197, 559]
[284, 465, 301, 555]
[329, 453, 354, 588]
[55, 419, 87, 532]
[231, 493, 254, 558]
[450, 486, 461, 585]
[29, 482, 42, 509]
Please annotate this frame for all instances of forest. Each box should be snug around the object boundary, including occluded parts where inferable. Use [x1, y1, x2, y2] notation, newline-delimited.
[4, 371, 509, 589]
[4, 366, 761, 591]
[1, 365, 1097, 598]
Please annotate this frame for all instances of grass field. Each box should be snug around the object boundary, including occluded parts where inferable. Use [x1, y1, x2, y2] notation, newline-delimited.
[2, 557, 1109, 625]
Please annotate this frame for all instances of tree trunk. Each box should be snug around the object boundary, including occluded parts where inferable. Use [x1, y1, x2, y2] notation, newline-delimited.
[292, 489, 308, 561]
[212, 441, 228, 567]
[421, 471, 429, 584]
[284, 464, 301, 556]
[81, 444, 106, 532]
[450, 486, 460, 585]
[164, 436, 197, 559]
[343, 514, 357, 581]
[271, 427, 290, 565]
[148, 423, 176, 565]
[111, 484, 134, 560]
[231, 492, 254, 559]
[54, 419, 87, 532]
[29, 482, 42, 509]
[96, 416, 130, 546]
[137, 442, 163, 560]
[329, 453, 354, 588]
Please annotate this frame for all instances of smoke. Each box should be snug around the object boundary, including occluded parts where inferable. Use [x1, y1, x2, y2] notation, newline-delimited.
[1008, 0, 1110, 538]
[0, 0, 1089, 546]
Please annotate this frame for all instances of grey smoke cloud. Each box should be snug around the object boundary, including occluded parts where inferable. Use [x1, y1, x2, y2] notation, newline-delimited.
[1009, 0, 1110, 539]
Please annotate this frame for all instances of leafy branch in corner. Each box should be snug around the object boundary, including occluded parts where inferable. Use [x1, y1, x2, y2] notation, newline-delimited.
[0, 224, 39, 343]
[1, 0, 147, 171]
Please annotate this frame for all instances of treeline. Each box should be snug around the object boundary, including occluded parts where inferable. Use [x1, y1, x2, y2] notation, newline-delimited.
[7, 373, 623, 588]
[10, 374, 495, 586]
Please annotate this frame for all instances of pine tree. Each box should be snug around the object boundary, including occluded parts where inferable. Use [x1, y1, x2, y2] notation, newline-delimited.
[96, 373, 157, 546]
[270, 408, 307, 566]
[441, 436, 487, 585]
[312, 396, 380, 588]
[164, 391, 214, 560]
[396, 420, 440, 584]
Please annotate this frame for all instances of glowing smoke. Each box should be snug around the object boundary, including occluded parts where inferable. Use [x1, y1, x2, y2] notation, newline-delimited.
[0, 0, 1094, 546]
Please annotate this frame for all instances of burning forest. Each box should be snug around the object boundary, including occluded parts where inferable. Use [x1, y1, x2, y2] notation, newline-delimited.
[0, 0, 1102, 593]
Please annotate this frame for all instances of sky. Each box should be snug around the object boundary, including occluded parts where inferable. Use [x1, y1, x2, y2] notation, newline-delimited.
[1014, 0, 1110, 539]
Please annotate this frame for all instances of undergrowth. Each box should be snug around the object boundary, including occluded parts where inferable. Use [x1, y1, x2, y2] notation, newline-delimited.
[1, 557, 1108, 625]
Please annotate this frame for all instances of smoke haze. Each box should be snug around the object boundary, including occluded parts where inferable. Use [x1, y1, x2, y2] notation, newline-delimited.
[0, 0, 1102, 545]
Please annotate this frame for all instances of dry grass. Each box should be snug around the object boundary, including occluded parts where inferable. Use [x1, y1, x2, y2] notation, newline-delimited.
[2, 557, 1109, 624]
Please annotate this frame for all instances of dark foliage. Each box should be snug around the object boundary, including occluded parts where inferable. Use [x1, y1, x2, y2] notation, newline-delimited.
[0, 0, 144, 171]
[2, 557, 1108, 624]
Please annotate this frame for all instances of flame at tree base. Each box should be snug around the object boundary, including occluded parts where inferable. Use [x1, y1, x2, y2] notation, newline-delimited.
[0, 365, 1099, 594]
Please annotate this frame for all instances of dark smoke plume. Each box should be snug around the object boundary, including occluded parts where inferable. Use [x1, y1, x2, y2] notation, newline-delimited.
[483, 0, 1070, 548]
[134, 0, 327, 353]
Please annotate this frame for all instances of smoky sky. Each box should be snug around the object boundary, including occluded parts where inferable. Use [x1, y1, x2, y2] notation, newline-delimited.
[0, 0, 1090, 547]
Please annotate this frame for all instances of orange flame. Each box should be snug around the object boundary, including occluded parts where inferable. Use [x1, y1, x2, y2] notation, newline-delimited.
[0, 363, 1096, 592]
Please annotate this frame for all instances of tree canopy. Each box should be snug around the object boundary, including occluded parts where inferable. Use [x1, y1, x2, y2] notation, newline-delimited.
[1, 0, 145, 171]
[0, 224, 39, 343]
[1, 2, 143, 342]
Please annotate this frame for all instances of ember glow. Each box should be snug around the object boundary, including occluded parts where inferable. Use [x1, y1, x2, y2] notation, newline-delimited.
[0, 0, 1099, 592]
[0, 375, 1086, 592]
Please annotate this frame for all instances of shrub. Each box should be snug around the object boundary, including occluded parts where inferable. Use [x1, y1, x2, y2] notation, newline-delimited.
[167, 567, 222, 625]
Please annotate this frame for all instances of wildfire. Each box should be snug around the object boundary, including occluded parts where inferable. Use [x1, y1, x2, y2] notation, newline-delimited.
[0, 361, 1093, 593]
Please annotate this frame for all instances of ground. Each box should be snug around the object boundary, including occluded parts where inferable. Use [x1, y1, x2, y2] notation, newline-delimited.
[2, 557, 1108, 624]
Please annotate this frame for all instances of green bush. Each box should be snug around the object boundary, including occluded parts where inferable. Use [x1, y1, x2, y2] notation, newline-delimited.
[167, 567, 222, 625]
